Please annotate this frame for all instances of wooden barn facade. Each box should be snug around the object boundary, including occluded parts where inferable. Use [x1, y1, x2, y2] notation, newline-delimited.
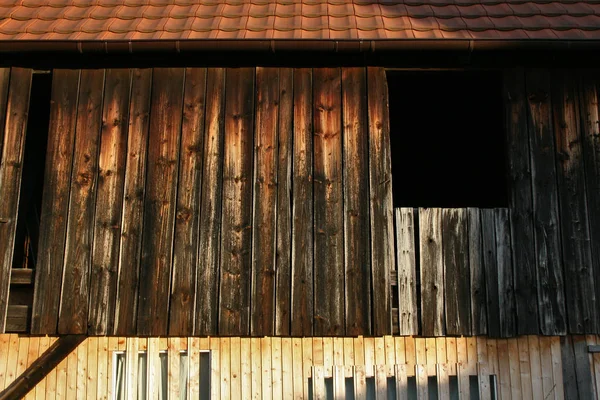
[2, 1, 600, 399]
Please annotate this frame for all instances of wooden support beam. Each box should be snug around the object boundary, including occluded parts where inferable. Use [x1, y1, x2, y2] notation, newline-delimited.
[0, 335, 85, 400]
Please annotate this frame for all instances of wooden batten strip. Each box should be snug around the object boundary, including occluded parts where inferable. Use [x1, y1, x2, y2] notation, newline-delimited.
[251, 67, 279, 336]
[419, 208, 444, 337]
[194, 68, 226, 336]
[113, 68, 152, 336]
[291, 68, 313, 337]
[313, 67, 344, 336]
[218, 67, 255, 336]
[494, 209, 516, 338]
[481, 209, 500, 338]
[0, 68, 32, 333]
[169, 67, 207, 336]
[32, 69, 80, 335]
[468, 208, 487, 336]
[58, 69, 105, 335]
[526, 68, 567, 336]
[137, 68, 185, 336]
[342, 67, 371, 336]
[367, 67, 394, 336]
[395, 208, 417, 336]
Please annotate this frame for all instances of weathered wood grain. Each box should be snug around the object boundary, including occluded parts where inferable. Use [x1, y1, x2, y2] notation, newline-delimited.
[88, 69, 131, 335]
[468, 208, 487, 335]
[481, 209, 500, 338]
[169, 68, 206, 336]
[494, 208, 516, 338]
[526, 69, 567, 335]
[313, 67, 344, 336]
[443, 208, 471, 336]
[0, 69, 10, 169]
[0, 68, 31, 333]
[274, 68, 293, 336]
[32, 69, 80, 335]
[503, 69, 539, 335]
[251, 67, 279, 336]
[58, 69, 105, 334]
[291, 68, 313, 336]
[552, 70, 597, 333]
[367, 67, 394, 336]
[218, 67, 255, 336]
[419, 208, 444, 337]
[113, 68, 152, 335]
[342, 67, 371, 336]
[395, 208, 417, 336]
[137, 68, 184, 336]
[580, 71, 600, 332]
[194, 68, 226, 336]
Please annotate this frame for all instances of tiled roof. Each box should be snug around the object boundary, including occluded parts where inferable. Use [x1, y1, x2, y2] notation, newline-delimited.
[1, 1, 600, 41]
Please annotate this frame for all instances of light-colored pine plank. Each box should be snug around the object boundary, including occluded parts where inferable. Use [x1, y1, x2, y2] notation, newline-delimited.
[106, 337, 119, 400]
[496, 339, 511, 400]
[210, 337, 220, 400]
[189, 338, 200, 400]
[35, 336, 51, 400]
[76, 338, 88, 400]
[385, 336, 395, 375]
[478, 363, 491, 400]
[291, 338, 303, 400]
[415, 339, 426, 370]
[312, 365, 325, 400]
[220, 338, 231, 400]
[241, 338, 252, 400]
[486, 339, 499, 376]
[0, 334, 10, 390]
[261, 337, 272, 400]
[231, 337, 242, 400]
[168, 338, 180, 400]
[147, 337, 160, 400]
[313, 338, 324, 366]
[251, 338, 262, 400]
[97, 337, 108, 400]
[45, 338, 60, 400]
[404, 337, 416, 375]
[302, 337, 312, 399]
[24, 337, 39, 400]
[322, 337, 333, 376]
[458, 361, 470, 400]
[53, 349, 68, 400]
[343, 337, 354, 377]
[550, 337, 564, 400]
[425, 338, 436, 376]
[539, 337, 554, 400]
[364, 337, 375, 377]
[507, 338, 522, 399]
[375, 364, 387, 399]
[333, 337, 344, 368]
[517, 336, 533, 400]
[281, 338, 293, 400]
[126, 337, 139, 400]
[65, 338, 78, 400]
[394, 337, 406, 366]
[415, 364, 428, 400]
[271, 337, 282, 400]
[333, 365, 345, 400]
[395, 364, 408, 400]
[528, 336, 543, 400]
[354, 336, 365, 366]
[437, 363, 450, 400]
[466, 337, 478, 375]
[15, 336, 29, 383]
[86, 337, 98, 400]
[447, 337, 458, 376]
[354, 365, 367, 400]
[374, 337, 385, 370]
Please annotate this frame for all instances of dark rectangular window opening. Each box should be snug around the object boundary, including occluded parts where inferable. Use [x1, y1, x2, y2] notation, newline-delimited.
[386, 70, 508, 208]
[12, 71, 52, 270]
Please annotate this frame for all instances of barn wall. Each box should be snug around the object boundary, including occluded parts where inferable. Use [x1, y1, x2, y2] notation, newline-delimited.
[0, 334, 598, 399]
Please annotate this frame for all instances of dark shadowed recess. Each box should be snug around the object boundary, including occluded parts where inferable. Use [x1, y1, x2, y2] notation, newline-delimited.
[387, 70, 508, 208]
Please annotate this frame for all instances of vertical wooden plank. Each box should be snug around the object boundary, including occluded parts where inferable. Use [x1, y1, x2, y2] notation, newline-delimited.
[86, 337, 98, 400]
[313, 67, 344, 336]
[404, 337, 415, 373]
[188, 338, 200, 400]
[580, 72, 600, 323]
[367, 66, 394, 335]
[364, 337, 375, 377]
[437, 363, 450, 400]
[96, 337, 108, 400]
[34, 336, 50, 400]
[553, 70, 598, 333]
[496, 340, 510, 400]
[425, 338, 436, 377]
[394, 337, 406, 366]
[312, 366, 325, 400]
[443, 208, 471, 336]
[261, 337, 273, 400]
[526, 68, 567, 335]
[275, 68, 294, 336]
[0, 334, 9, 390]
[334, 337, 345, 370]
[495, 209, 516, 338]
[220, 338, 231, 400]
[280, 338, 293, 400]
[76, 338, 88, 400]
[147, 337, 159, 400]
[333, 365, 345, 400]
[517, 336, 533, 400]
[219, 67, 255, 336]
[241, 338, 252, 400]
[251, 67, 279, 336]
[446, 338, 457, 376]
[137, 68, 185, 336]
[125, 337, 139, 400]
[342, 67, 371, 335]
[231, 337, 242, 400]
[291, 68, 313, 337]
[113, 68, 152, 335]
[195, 68, 226, 336]
[32, 69, 80, 335]
[486, 339, 499, 377]
[415, 364, 427, 400]
[210, 338, 221, 400]
[481, 209, 500, 338]
[302, 338, 312, 399]
[375, 364, 387, 399]
[395, 364, 408, 400]
[251, 338, 262, 400]
[65, 341, 77, 400]
[168, 338, 180, 400]
[551, 337, 564, 400]
[24, 337, 39, 400]
[458, 361, 470, 400]
[468, 208, 487, 335]
[419, 208, 445, 336]
[395, 208, 417, 336]
[504, 69, 539, 335]
[169, 67, 207, 336]
[0, 68, 10, 162]
[560, 336, 578, 399]
[291, 338, 303, 400]
[354, 365, 366, 400]
[313, 337, 324, 367]
[507, 339, 522, 399]
[106, 337, 119, 400]
[3, 334, 18, 388]
[56, 69, 104, 335]
[87, 69, 131, 335]
[528, 336, 543, 400]
[478, 362, 491, 400]
[573, 335, 594, 398]
[0, 68, 32, 333]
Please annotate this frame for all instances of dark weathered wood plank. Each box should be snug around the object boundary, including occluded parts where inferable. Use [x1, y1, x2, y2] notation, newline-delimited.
[468, 208, 487, 335]
[342, 67, 371, 336]
[443, 208, 471, 336]
[218, 67, 254, 336]
[194, 68, 226, 336]
[560, 336, 579, 399]
[88, 69, 131, 335]
[32, 69, 80, 335]
[137, 68, 184, 336]
[10, 269, 33, 285]
[5, 305, 29, 332]
[0, 68, 31, 333]
[481, 209, 500, 338]
[395, 208, 417, 336]
[251, 67, 279, 336]
[552, 70, 597, 334]
[367, 67, 394, 336]
[572, 336, 595, 398]
[526, 69, 567, 335]
[0, 68, 10, 165]
[419, 208, 444, 337]
[169, 68, 206, 336]
[113, 68, 152, 336]
[313, 67, 344, 336]
[58, 69, 105, 334]
[580, 71, 600, 332]
[290, 68, 313, 337]
[494, 208, 516, 338]
[503, 69, 539, 335]
[274, 68, 293, 336]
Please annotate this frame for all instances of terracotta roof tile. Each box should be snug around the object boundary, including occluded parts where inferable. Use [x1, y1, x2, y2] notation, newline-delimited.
[2, 0, 600, 43]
